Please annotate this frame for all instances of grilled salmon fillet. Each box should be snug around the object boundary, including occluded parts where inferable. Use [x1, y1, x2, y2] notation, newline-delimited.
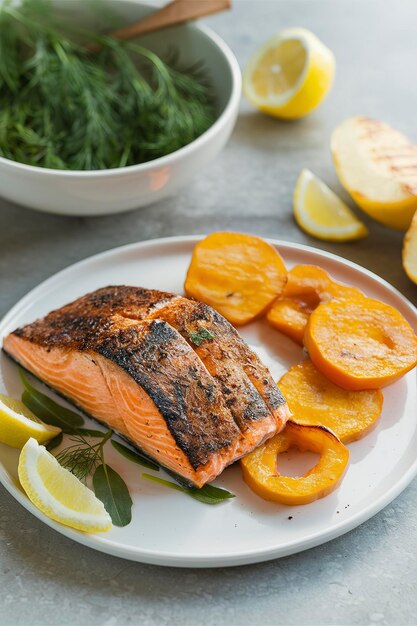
[3, 286, 289, 487]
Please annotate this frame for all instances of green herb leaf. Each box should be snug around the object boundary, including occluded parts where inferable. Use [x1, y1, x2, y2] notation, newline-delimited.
[111, 440, 159, 471]
[45, 432, 63, 451]
[141, 473, 235, 505]
[20, 369, 84, 430]
[0, 1, 215, 171]
[189, 327, 215, 347]
[55, 430, 112, 481]
[142, 473, 186, 493]
[196, 484, 236, 500]
[21, 389, 84, 433]
[186, 485, 236, 505]
[93, 464, 132, 527]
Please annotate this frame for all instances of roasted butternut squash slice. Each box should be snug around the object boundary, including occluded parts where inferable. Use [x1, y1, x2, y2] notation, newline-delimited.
[285, 264, 362, 301]
[267, 265, 363, 344]
[185, 232, 287, 325]
[279, 360, 383, 442]
[241, 421, 349, 505]
[304, 296, 417, 390]
[284, 264, 333, 299]
[267, 294, 319, 345]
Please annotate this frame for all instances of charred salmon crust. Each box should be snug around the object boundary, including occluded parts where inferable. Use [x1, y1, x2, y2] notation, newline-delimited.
[11, 286, 178, 350]
[146, 298, 288, 428]
[96, 319, 239, 469]
[4, 286, 289, 486]
[4, 333, 242, 487]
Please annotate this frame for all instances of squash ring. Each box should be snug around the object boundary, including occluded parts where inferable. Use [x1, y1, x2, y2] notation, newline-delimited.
[241, 421, 349, 505]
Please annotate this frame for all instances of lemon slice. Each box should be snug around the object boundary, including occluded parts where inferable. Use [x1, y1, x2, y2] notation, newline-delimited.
[294, 169, 368, 241]
[18, 438, 112, 533]
[332, 116, 417, 230]
[0, 393, 61, 448]
[403, 210, 417, 284]
[243, 28, 335, 119]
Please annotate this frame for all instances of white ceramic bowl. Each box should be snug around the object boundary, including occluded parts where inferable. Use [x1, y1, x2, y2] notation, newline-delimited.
[0, 0, 241, 216]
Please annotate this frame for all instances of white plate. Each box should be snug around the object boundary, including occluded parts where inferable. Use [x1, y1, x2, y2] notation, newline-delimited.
[0, 236, 416, 568]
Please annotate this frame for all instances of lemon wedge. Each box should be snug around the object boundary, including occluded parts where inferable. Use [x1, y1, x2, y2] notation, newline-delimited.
[332, 116, 417, 230]
[18, 438, 112, 532]
[293, 169, 368, 241]
[403, 210, 417, 284]
[0, 393, 61, 448]
[243, 28, 335, 119]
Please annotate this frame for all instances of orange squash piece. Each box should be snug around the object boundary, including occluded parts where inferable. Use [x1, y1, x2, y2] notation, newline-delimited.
[184, 232, 287, 325]
[304, 296, 417, 390]
[267, 294, 319, 345]
[240, 421, 349, 505]
[285, 264, 362, 301]
[284, 264, 334, 299]
[267, 265, 363, 344]
[279, 360, 384, 443]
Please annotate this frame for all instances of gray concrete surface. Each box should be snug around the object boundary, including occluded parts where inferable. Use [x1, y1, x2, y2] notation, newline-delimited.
[1, 1, 417, 624]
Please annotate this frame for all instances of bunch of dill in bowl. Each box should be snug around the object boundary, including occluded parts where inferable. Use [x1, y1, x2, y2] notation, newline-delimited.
[0, 0, 216, 171]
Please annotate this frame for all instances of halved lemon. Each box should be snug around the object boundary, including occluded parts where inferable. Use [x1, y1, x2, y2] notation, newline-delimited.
[0, 393, 61, 448]
[243, 28, 335, 119]
[293, 169, 368, 241]
[18, 438, 112, 533]
[403, 210, 417, 284]
[331, 116, 417, 230]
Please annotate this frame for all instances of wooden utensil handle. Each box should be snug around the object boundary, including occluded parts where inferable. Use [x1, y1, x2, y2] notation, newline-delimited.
[109, 0, 231, 42]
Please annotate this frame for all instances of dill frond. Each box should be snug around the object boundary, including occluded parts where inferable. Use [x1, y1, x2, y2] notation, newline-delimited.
[0, 0, 216, 170]
[56, 431, 111, 481]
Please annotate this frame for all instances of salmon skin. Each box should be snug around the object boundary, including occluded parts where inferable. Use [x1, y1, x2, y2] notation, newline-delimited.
[3, 286, 290, 487]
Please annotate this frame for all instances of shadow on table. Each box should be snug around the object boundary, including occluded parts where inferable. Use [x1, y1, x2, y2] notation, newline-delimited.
[231, 110, 323, 153]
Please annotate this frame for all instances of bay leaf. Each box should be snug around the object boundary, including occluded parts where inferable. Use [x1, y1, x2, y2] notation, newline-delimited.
[111, 440, 159, 471]
[141, 473, 235, 505]
[93, 464, 132, 527]
[20, 369, 84, 430]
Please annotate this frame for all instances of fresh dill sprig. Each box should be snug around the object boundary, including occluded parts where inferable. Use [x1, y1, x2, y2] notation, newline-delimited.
[56, 430, 112, 481]
[55, 428, 133, 526]
[0, 0, 216, 170]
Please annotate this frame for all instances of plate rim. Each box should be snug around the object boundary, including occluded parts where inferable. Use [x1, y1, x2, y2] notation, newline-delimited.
[1, 234, 416, 568]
